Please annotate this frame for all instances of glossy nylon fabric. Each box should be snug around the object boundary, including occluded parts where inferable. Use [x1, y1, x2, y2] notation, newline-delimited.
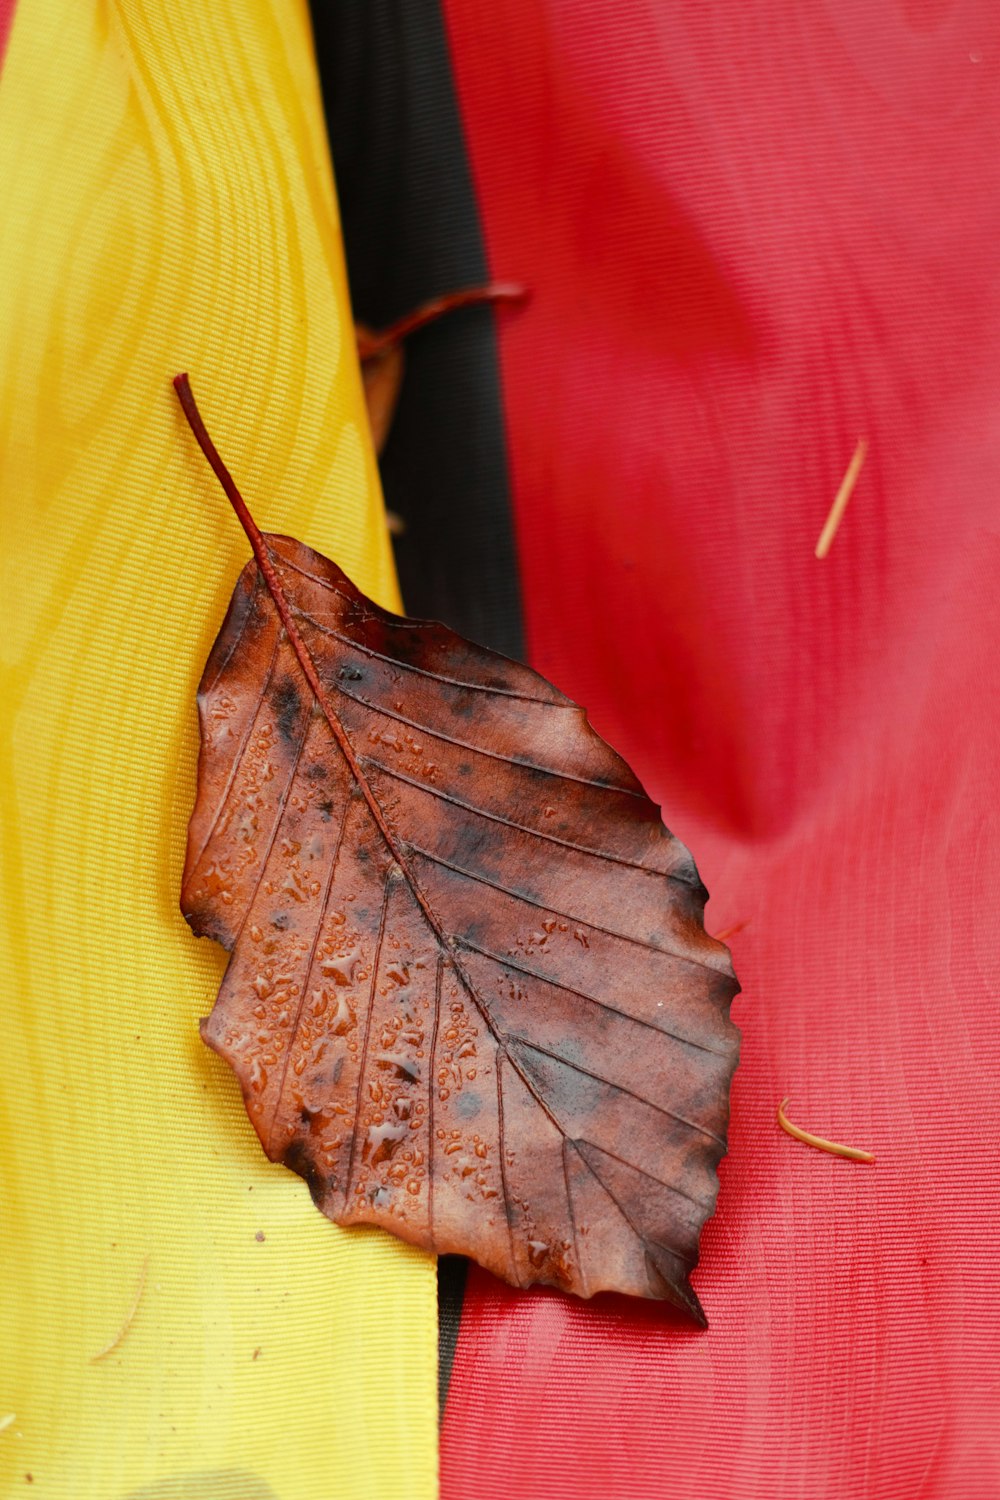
[440, 3, 1000, 1497]
[0, 3, 437, 1496]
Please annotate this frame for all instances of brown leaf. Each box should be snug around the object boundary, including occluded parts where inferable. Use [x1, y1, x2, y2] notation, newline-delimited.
[175, 375, 739, 1323]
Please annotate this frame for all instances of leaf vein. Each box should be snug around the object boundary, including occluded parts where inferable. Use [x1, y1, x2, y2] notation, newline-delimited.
[576, 1140, 708, 1217]
[266, 785, 351, 1152]
[562, 1140, 587, 1297]
[363, 760, 689, 879]
[407, 841, 721, 968]
[510, 1038, 727, 1148]
[227, 672, 312, 953]
[427, 955, 443, 1247]
[334, 681, 643, 796]
[452, 936, 728, 1056]
[496, 1053, 519, 1281]
[574, 1146, 698, 1266]
[344, 869, 391, 1207]
[286, 587, 576, 706]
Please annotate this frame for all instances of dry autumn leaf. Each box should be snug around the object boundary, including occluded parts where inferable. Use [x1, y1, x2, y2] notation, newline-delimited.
[175, 374, 740, 1323]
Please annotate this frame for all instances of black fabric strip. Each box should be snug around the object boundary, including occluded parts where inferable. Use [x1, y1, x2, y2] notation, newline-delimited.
[309, 0, 526, 663]
[309, 0, 527, 1417]
[436, 1255, 470, 1416]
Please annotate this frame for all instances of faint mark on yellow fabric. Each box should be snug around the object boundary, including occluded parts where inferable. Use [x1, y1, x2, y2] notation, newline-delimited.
[124, 1474, 277, 1500]
[90, 1256, 150, 1362]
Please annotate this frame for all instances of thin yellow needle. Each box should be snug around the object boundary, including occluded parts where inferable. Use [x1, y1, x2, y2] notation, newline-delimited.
[815, 438, 868, 558]
[777, 1097, 875, 1163]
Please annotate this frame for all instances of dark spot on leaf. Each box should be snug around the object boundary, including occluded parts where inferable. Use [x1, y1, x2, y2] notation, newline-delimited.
[455, 1091, 482, 1120]
[186, 907, 236, 951]
[306, 762, 327, 781]
[282, 1138, 326, 1207]
[271, 912, 289, 930]
[318, 800, 334, 822]
[272, 678, 301, 746]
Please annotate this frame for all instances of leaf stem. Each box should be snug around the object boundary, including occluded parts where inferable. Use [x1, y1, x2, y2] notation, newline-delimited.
[173, 373, 346, 759]
[355, 282, 527, 363]
[172, 373, 448, 957]
[173, 374, 271, 560]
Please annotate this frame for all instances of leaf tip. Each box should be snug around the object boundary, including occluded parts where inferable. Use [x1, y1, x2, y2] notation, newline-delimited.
[684, 1289, 709, 1329]
[645, 1248, 709, 1327]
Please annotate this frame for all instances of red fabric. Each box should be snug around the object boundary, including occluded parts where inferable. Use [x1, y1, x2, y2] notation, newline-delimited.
[440, 4, 1000, 1497]
[0, 0, 18, 70]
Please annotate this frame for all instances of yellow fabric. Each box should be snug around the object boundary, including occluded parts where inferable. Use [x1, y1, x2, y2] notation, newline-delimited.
[0, 2, 438, 1497]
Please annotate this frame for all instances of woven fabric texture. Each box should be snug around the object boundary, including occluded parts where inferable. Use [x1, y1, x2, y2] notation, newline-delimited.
[0, 3, 437, 1496]
[440, 3, 1000, 1496]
